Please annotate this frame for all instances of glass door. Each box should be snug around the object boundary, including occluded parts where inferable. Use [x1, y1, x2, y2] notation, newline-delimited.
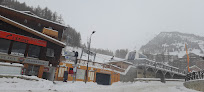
[25, 65, 40, 76]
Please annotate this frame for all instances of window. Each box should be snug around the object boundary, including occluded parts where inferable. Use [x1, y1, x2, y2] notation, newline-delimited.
[28, 45, 41, 58]
[11, 41, 27, 56]
[0, 39, 10, 53]
[46, 48, 54, 57]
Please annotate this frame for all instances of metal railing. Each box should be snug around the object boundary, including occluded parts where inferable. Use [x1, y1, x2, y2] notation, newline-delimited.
[135, 59, 186, 75]
[185, 70, 204, 81]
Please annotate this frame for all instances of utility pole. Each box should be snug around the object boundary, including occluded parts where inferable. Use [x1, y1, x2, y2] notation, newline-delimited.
[85, 31, 96, 83]
[72, 51, 78, 83]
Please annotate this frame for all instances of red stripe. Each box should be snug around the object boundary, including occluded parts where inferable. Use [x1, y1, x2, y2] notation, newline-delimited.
[0, 30, 47, 47]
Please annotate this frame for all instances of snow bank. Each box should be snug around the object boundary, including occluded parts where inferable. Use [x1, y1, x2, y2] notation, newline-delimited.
[0, 76, 199, 92]
[0, 76, 53, 91]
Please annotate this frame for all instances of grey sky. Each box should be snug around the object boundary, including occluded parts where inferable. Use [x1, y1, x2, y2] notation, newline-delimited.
[17, 0, 204, 51]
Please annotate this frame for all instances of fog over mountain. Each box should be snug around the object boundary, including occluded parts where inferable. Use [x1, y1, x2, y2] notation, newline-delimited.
[140, 32, 204, 58]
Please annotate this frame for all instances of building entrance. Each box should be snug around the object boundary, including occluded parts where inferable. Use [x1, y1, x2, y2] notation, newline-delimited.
[96, 73, 111, 85]
[25, 65, 40, 76]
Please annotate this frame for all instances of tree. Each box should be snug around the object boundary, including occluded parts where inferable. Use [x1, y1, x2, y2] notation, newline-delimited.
[0, 0, 4, 4]
[3, 0, 82, 47]
[91, 48, 114, 56]
[115, 49, 128, 59]
[57, 14, 65, 24]
[52, 12, 58, 22]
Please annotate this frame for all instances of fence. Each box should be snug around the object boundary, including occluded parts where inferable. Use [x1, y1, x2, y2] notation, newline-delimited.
[185, 70, 204, 81]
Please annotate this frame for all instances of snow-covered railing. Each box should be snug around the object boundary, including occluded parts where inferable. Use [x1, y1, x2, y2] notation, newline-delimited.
[133, 59, 185, 75]
[185, 70, 204, 81]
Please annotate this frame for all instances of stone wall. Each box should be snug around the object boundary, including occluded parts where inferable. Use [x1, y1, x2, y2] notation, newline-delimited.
[183, 80, 204, 92]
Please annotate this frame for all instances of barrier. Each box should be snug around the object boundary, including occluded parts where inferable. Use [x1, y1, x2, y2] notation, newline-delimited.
[185, 70, 204, 81]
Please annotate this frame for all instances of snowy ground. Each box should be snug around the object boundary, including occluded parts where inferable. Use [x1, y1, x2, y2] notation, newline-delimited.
[0, 76, 200, 92]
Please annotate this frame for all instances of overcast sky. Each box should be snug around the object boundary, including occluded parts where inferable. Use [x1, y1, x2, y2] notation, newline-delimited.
[17, 0, 204, 51]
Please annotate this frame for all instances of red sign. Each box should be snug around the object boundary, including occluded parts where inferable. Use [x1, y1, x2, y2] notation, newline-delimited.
[0, 30, 47, 47]
[44, 67, 50, 72]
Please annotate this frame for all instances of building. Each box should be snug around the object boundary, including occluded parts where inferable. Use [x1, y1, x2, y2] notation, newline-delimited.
[0, 5, 66, 80]
[144, 53, 178, 63]
[189, 65, 202, 72]
[55, 47, 121, 85]
[171, 53, 204, 71]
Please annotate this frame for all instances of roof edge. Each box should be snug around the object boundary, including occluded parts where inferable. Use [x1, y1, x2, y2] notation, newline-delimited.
[0, 5, 67, 28]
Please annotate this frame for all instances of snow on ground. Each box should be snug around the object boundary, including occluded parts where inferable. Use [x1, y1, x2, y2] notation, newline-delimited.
[0, 76, 200, 92]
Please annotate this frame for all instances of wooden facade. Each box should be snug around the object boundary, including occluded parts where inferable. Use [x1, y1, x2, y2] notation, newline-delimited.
[0, 5, 65, 40]
[55, 62, 120, 85]
[0, 6, 66, 78]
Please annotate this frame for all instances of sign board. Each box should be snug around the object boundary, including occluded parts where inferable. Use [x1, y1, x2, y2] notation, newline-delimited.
[65, 56, 76, 61]
[0, 54, 21, 62]
[0, 30, 47, 47]
[64, 51, 75, 56]
[43, 67, 50, 72]
[0, 54, 49, 66]
[24, 58, 49, 66]
[73, 66, 77, 73]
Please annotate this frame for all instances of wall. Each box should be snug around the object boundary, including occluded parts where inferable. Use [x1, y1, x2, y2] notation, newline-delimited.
[120, 67, 137, 82]
[146, 70, 156, 78]
[183, 80, 204, 92]
[0, 65, 22, 75]
[47, 67, 56, 81]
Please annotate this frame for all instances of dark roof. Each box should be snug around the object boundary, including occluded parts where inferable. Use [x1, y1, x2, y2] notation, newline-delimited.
[0, 5, 67, 28]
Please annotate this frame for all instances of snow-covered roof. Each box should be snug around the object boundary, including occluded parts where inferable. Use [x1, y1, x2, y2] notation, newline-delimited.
[62, 46, 124, 64]
[0, 5, 66, 28]
[0, 15, 66, 47]
[189, 65, 202, 72]
[108, 59, 133, 65]
[20, 11, 37, 16]
[0, 62, 23, 67]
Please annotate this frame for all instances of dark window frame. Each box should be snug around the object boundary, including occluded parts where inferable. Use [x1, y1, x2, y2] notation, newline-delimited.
[46, 48, 54, 57]
[27, 44, 41, 58]
[0, 38, 11, 54]
[10, 41, 27, 56]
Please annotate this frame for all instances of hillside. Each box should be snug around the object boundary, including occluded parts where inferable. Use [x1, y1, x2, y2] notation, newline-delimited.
[140, 32, 204, 58]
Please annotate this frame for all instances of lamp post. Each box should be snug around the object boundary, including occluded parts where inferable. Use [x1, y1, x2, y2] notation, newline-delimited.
[85, 31, 95, 83]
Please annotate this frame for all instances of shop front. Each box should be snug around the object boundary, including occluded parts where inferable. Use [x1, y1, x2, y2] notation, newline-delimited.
[0, 53, 49, 78]
[0, 6, 66, 80]
[0, 30, 49, 78]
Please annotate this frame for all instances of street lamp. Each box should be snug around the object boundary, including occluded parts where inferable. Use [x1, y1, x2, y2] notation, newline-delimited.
[85, 31, 96, 83]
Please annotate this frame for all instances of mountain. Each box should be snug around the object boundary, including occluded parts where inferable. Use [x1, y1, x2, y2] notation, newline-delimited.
[140, 32, 204, 58]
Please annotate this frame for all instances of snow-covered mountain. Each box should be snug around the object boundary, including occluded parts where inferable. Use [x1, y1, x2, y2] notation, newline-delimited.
[140, 32, 204, 58]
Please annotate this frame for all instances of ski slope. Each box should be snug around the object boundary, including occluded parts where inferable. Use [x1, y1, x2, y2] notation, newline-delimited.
[0, 76, 199, 92]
